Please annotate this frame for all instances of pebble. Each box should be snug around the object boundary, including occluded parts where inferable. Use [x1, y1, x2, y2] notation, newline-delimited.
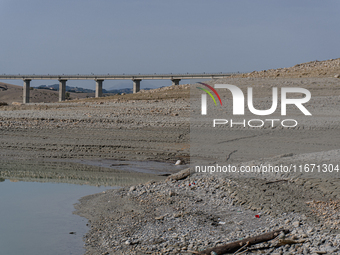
[292, 221, 300, 228]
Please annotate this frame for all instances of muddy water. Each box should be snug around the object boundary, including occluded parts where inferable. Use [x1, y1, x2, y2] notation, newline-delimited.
[0, 160, 176, 255]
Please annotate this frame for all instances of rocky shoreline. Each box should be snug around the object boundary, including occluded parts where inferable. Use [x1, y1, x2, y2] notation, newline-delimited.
[74, 170, 340, 255]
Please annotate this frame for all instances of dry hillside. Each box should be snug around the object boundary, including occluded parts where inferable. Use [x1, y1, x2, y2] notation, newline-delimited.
[0, 82, 94, 104]
[239, 58, 340, 78]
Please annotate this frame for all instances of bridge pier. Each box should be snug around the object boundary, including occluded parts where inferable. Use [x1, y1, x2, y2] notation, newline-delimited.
[171, 79, 181, 86]
[23, 79, 31, 104]
[95, 79, 104, 97]
[59, 79, 67, 101]
[133, 79, 141, 93]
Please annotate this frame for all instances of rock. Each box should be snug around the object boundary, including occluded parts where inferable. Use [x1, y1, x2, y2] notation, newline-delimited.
[334, 74, 340, 78]
[292, 221, 300, 228]
[284, 219, 290, 224]
[175, 160, 182, 165]
[155, 214, 167, 220]
[324, 246, 338, 253]
[169, 190, 176, 197]
[306, 227, 314, 234]
[129, 186, 136, 192]
[313, 251, 326, 254]
[173, 212, 182, 218]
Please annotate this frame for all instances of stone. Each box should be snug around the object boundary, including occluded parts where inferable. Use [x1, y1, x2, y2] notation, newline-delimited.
[306, 227, 314, 234]
[155, 214, 167, 220]
[292, 221, 300, 228]
[169, 190, 176, 197]
[175, 160, 182, 165]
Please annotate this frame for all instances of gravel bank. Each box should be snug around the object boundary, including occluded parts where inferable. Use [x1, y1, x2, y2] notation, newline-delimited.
[74, 171, 340, 254]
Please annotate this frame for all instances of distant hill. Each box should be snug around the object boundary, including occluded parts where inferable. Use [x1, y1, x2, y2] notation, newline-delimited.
[34, 84, 140, 94]
[35, 84, 95, 93]
[0, 82, 94, 104]
[104, 88, 133, 94]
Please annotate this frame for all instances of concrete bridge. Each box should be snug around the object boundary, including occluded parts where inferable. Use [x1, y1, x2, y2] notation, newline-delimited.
[0, 73, 233, 103]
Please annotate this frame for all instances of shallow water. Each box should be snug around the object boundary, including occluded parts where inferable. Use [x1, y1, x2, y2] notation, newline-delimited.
[0, 179, 113, 255]
[0, 160, 172, 255]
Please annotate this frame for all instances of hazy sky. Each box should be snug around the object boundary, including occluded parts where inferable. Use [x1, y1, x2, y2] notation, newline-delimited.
[1, 0, 339, 89]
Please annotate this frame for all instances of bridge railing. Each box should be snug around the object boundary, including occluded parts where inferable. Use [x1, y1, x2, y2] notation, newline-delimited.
[0, 72, 238, 80]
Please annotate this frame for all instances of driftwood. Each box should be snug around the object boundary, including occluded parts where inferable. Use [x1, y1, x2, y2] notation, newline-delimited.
[196, 229, 289, 255]
[166, 168, 191, 181]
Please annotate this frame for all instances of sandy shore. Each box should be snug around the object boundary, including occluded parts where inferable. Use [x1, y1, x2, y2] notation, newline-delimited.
[1, 78, 340, 254]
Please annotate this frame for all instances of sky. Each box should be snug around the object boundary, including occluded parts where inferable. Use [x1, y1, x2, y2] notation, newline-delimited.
[0, 0, 339, 89]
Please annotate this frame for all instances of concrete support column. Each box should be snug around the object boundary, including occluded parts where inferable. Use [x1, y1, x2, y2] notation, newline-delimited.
[132, 79, 141, 93]
[171, 79, 181, 86]
[23, 79, 31, 104]
[59, 79, 67, 101]
[95, 79, 104, 98]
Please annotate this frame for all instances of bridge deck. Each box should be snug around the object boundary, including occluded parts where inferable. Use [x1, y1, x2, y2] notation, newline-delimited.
[0, 73, 234, 103]
[0, 73, 232, 80]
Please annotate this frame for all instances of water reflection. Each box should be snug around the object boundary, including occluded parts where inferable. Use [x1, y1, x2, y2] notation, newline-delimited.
[0, 179, 111, 255]
[0, 159, 173, 255]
